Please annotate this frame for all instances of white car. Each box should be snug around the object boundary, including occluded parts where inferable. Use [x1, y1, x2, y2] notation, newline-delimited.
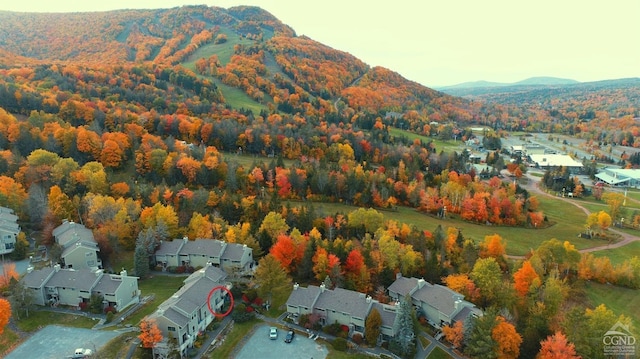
[72, 348, 93, 358]
[269, 327, 278, 340]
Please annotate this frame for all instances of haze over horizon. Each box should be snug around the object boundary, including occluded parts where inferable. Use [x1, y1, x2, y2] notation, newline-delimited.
[1, 0, 638, 88]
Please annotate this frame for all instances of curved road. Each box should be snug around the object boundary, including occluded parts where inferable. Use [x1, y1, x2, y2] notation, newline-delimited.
[509, 173, 640, 259]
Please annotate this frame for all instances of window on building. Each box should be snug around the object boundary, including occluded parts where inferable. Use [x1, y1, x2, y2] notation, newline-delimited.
[168, 326, 176, 332]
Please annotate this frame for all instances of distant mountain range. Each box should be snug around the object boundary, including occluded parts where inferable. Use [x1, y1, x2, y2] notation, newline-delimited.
[437, 76, 580, 90]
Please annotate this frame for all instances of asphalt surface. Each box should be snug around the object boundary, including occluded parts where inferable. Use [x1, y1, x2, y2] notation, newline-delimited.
[5, 325, 120, 359]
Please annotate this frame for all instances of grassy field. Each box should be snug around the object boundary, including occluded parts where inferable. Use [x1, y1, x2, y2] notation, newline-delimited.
[388, 128, 463, 152]
[16, 310, 97, 332]
[181, 25, 268, 115]
[183, 26, 253, 67]
[592, 241, 640, 265]
[98, 332, 138, 359]
[309, 194, 606, 256]
[585, 281, 640, 331]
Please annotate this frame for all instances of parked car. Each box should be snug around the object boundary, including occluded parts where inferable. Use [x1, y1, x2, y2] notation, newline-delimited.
[285, 329, 295, 343]
[71, 348, 93, 358]
[269, 327, 278, 340]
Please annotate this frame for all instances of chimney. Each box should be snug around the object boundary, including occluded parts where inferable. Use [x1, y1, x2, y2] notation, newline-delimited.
[120, 269, 127, 277]
[320, 283, 326, 292]
[27, 266, 34, 273]
[206, 261, 213, 267]
[366, 295, 372, 303]
[395, 272, 402, 280]
[95, 269, 103, 277]
[183, 236, 188, 243]
[54, 264, 61, 272]
[454, 299, 462, 310]
[417, 278, 426, 289]
[293, 283, 299, 290]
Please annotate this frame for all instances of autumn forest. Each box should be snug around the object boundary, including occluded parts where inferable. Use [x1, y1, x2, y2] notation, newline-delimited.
[0, 5, 639, 359]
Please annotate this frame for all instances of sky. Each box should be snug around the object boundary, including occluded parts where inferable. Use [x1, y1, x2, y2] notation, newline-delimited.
[1, 1, 639, 88]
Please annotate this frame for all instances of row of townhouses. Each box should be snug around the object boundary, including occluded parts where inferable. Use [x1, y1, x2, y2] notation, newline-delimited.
[153, 237, 254, 275]
[0, 206, 20, 256]
[21, 264, 140, 311]
[286, 274, 481, 342]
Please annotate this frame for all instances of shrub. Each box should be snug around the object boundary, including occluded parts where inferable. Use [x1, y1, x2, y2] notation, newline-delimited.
[78, 302, 88, 311]
[323, 321, 342, 336]
[332, 337, 348, 351]
[176, 266, 186, 274]
[244, 288, 258, 302]
[299, 314, 310, 328]
[104, 306, 116, 314]
[106, 311, 114, 323]
[352, 333, 363, 345]
[231, 303, 254, 323]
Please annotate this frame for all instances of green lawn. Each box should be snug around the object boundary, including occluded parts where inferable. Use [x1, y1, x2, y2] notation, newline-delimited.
[209, 319, 259, 358]
[585, 281, 640, 331]
[419, 335, 431, 349]
[0, 328, 20, 357]
[121, 275, 187, 326]
[427, 346, 453, 359]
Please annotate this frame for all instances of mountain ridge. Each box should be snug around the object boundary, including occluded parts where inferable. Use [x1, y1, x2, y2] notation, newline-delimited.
[437, 76, 580, 90]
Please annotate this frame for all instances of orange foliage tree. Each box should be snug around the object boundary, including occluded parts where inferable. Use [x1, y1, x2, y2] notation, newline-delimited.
[513, 260, 540, 297]
[0, 263, 19, 290]
[138, 319, 163, 348]
[537, 331, 581, 359]
[442, 320, 464, 348]
[491, 316, 522, 359]
[0, 298, 10, 336]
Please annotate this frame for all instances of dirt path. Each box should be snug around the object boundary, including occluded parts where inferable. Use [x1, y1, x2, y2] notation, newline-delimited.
[508, 172, 640, 258]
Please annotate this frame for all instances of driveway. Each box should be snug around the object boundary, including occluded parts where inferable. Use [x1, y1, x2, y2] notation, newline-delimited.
[5, 325, 120, 359]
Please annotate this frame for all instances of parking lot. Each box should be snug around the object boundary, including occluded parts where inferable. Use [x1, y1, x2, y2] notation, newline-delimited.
[6, 325, 120, 359]
[234, 324, 328, 359]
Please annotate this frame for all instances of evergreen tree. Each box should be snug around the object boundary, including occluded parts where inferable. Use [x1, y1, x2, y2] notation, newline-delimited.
[465, 309, 498, 359]
[390, 294, 416, 358]
[134, 241, 150, 278]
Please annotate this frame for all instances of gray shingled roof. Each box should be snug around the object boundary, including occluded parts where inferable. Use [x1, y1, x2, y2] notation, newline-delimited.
[61, 241, 99, 257]
[151, 264, 228, 327]
[155, 239, 185, 256]
[45, 269, 100, 292]
[220, 243, 248, 261]
[314, 287, 372, 319]
[372, 302, 397, 328]
[56, 226, 95, 247]
[160, 307, 190, 327]
[412, 283, 462, 317]
[93, 274, 123, 295]
[452, 305, 473, 323]
[181, 239, 223, 257]
[22, 267, 55, 288]
[387, 277, 418, 297]
[286, 285, 321, 309]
